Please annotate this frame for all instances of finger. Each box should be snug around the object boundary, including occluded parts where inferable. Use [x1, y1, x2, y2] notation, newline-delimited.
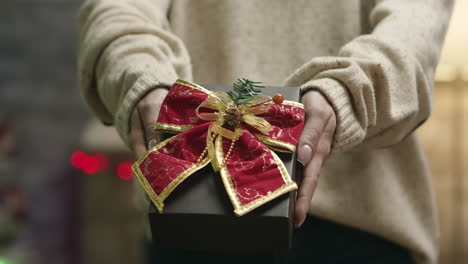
[320, 113, 336, 165]
[295, 115, 335, 228]
[137, 88, 168, 149]
[295, 152, 323, 228]
[297, 92, 333, 166]
[130, 108, 147, 159]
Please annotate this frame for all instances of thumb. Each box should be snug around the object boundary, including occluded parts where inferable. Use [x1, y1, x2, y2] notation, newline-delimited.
[137, 88, 168, 149]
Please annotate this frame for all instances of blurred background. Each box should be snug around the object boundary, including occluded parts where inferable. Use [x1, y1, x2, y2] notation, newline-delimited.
[0, 0, 466, 264]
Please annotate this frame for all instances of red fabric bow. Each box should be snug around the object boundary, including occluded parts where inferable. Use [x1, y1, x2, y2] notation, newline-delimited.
[132, 80, 305, 216]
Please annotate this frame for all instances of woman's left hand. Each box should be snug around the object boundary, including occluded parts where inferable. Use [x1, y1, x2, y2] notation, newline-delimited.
[295, 90, 336, 228]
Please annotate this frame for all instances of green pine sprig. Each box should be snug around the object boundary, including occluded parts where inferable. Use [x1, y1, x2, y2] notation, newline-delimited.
[227, 78, 265, 105]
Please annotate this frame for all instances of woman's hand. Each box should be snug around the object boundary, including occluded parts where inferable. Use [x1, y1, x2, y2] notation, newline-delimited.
[130, 88, 169, 159]
[295, 90, 336, 228]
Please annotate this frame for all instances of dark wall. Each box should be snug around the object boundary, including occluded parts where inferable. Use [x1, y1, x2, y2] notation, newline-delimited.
[0, 1, 90, 263]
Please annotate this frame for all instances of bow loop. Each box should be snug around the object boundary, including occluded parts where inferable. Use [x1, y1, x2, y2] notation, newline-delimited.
[242, 115, 272, 135]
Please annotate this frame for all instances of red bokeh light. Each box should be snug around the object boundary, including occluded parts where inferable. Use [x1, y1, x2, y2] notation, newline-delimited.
[71, 151, 109, 174]
[70, 151, 87, 169]
[117, 162, 133, 180]
[82, 155, 99, 174]
[71, 151, 133, 178]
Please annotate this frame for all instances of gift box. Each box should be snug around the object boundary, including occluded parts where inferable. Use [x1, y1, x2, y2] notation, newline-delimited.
[133, 80, 304, 251]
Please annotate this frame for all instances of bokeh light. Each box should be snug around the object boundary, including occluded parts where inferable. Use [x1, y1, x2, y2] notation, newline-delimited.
[70, 151, 109, 174]
[117, 162, 133, 180]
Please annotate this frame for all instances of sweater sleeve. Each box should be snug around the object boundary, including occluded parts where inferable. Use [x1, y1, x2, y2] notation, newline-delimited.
[284, 0, 453, 153]
[78, 0, 192, 146]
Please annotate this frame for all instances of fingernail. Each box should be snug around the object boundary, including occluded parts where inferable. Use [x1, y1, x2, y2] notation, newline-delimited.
[295, 216, 306, 229]
[297, 144, 312, 166]
[148, 138, 158, 149]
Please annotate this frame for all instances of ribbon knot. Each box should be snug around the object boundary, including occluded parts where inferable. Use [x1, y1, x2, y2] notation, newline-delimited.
[224, 104, 243, 127]
[132, 80, 305, 216]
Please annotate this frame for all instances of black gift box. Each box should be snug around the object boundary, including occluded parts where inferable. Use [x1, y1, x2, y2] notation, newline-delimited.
[148, 85, 302, 251]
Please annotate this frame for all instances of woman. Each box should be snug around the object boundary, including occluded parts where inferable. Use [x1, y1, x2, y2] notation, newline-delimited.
[78, 0, 453, 263]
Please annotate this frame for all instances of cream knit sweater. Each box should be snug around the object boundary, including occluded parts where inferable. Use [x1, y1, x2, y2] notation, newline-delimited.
[78, 0, 453, 263]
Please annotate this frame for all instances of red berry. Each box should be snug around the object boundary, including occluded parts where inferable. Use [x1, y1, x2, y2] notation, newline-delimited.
[273, 94, 284, 104]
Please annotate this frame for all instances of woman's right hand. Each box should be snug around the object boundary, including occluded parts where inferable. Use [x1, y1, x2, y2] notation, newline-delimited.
[129, 87, 169, 159]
